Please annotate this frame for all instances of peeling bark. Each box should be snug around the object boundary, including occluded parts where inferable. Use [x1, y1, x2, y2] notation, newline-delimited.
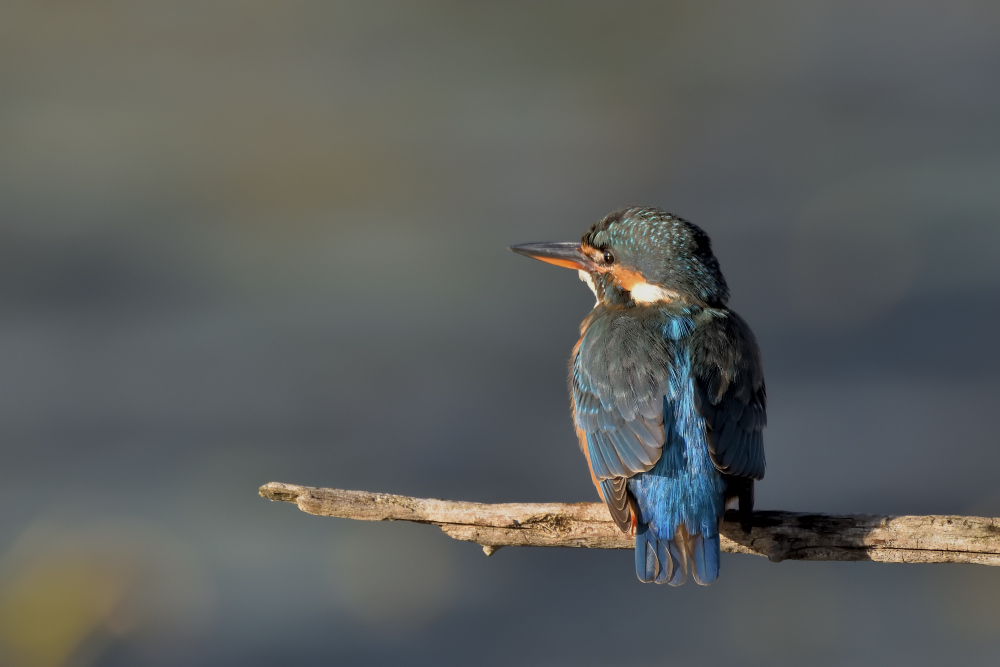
[260, 482, 1000, 565]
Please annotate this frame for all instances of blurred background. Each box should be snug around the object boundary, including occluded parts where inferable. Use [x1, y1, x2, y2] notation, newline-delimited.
[2, 1, 1000, 665]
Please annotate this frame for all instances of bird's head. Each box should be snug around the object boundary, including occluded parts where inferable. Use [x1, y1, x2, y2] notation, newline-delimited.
[510, 206, 729, 309]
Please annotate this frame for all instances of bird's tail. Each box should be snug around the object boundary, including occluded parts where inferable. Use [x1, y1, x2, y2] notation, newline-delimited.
[634, 521, 720, 586]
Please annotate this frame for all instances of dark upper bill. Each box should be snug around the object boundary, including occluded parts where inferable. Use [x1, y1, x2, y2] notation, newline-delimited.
[508, 242, 596, 271]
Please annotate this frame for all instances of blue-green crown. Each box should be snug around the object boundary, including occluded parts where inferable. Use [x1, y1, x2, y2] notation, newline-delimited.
[582, 206, 729, 307]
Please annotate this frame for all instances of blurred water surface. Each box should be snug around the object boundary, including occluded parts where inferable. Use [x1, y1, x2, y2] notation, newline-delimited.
[2, 1, 1000, 665]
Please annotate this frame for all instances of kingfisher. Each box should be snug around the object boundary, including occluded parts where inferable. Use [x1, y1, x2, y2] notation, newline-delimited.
[510, 206, 765, 585]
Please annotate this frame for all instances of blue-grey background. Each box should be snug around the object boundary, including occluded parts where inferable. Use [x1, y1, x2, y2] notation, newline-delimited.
[2, 2, 1000, 665]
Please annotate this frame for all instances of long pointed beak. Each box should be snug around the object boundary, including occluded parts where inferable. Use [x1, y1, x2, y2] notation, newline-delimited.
[508, 242, 596, 271]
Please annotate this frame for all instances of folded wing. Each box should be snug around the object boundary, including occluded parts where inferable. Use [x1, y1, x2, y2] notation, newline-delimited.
[690, 311, 766, 481]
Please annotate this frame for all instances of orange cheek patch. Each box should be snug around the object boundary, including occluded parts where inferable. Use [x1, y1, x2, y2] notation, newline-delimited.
[611, 266, 647, 291]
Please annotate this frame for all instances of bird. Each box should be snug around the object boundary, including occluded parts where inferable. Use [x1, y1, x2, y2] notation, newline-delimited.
[510, 206, 765, 585]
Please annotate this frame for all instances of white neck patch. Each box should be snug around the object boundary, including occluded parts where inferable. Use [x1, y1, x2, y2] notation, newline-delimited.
[578, 270, 598, 305]
[630, 282, 680, 305]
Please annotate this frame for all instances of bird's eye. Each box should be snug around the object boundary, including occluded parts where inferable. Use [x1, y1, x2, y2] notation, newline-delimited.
[603, 250, 615, 264]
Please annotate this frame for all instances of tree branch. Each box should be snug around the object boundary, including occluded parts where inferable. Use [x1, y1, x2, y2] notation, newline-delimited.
[259, 482, 1000, 565]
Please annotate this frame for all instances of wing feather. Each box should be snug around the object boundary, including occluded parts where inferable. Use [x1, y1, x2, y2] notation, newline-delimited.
[691, 311, 766, 481]
[599, 478, 633, 532]
[608, 427, 647, 471]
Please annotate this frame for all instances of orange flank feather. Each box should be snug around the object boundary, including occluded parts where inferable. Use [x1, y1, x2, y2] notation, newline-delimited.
[576, 423, 604, 498]
[570, 339, 637, 534]
[569, 339, 604, 499]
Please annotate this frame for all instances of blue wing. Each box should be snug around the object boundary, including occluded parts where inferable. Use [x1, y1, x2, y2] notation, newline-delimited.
[572, 311, 671, 454]
[572, 367, 664, 480]
[570, 308, 682, 530]
[572, 356, 664, 531]
[690, 310, 766, 481]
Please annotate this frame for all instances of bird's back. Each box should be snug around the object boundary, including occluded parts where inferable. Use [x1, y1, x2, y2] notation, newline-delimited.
[572, 304, 759, 585]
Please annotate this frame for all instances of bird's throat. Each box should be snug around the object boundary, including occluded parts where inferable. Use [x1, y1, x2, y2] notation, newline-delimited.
[578, 270, 599, 305]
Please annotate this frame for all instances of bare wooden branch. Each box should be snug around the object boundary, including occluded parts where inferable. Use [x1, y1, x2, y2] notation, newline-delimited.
[259, 482, 1000, 565]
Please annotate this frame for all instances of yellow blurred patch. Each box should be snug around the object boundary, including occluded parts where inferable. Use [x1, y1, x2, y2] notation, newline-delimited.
[0, 518, 215, 667]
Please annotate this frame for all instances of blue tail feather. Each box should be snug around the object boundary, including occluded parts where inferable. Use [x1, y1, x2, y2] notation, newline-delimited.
[654, 538, 671, 584]
[634, 522, 656, 583]
[691, 533, 721, 585]
[666, 536, 688, 586]
[632, 521, 721, 586]
[625, 352, 728, 586]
